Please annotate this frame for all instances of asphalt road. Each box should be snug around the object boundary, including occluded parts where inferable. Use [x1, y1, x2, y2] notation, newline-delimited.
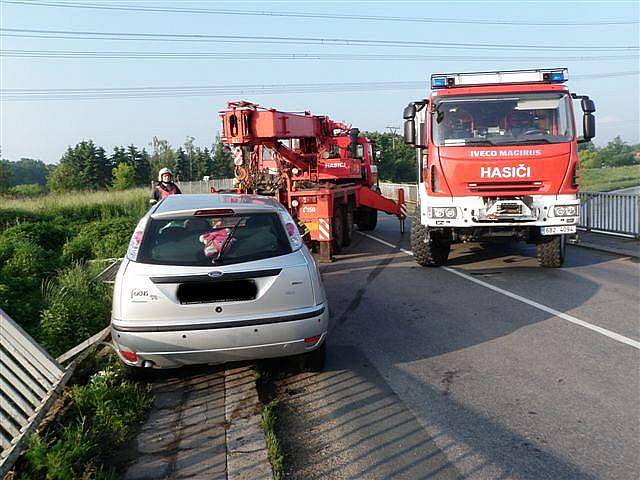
[312, 214, 639, 479]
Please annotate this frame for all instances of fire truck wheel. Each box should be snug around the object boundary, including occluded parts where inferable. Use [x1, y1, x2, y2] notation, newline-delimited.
[343, 203, 355, 246]
[411, 220, 450, 266]
[536, 235, 565, 268]
[356, 206, 378, 231]
[332, 207, 345, 253]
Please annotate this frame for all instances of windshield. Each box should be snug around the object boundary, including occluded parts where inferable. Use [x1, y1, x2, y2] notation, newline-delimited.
[432, 92, 574, 146]
[138, 212, 292, 266]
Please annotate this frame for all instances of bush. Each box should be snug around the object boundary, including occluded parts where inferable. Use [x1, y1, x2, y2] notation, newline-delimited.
[111, 163, 135, 191]
[1, 221, 72, 253]
[20, 357, 151, 480]
[1, 241, 53, 278]
[62, 217, 136, 263]
[7, 183, 47, 198]
[39, 264, 112, 356]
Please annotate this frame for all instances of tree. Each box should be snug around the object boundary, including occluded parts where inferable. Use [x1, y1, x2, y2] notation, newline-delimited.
[364, 131, 416, 183]
[0, 160, 12, 193]
[175, 147, 189, 182]
[211, 134, 233, 178]
[149, 137, 176, 178]
[111, 163, 135, 190]
[183, 136, 197, 180]
[137, 148, 151, 186]
[48, 160, 80, 192]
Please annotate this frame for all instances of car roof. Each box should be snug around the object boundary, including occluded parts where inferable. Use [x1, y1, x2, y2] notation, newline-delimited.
[151, 194, 285, 218]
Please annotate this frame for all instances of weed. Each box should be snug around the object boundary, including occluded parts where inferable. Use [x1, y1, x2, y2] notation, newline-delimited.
[261, 400, 285, 480]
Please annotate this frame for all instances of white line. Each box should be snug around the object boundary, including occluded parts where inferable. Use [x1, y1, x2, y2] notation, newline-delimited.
[359, 232, 640, 350]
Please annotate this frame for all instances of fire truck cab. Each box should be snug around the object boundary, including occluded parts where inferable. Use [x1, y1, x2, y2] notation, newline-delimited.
[403, 68, 596, 268]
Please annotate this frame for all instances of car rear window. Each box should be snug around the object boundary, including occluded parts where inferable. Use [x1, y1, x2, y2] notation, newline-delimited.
[137, 212, 292, 266]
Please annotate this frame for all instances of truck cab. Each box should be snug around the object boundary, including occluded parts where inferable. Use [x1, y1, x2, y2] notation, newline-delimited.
[403, 68, 596, 267]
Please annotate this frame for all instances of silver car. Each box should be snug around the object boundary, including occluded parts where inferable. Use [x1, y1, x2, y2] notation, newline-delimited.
[111, 194, 328, 375]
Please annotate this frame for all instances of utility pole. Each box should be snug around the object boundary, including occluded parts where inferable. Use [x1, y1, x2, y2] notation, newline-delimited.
[386, 126, 400, 149]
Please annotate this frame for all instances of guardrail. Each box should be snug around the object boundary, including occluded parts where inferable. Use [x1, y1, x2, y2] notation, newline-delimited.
[379, 182, 640, 237]
[0, 259, 119, 475]
[177, 178, 236, 194]
[579, 192, 639, 237]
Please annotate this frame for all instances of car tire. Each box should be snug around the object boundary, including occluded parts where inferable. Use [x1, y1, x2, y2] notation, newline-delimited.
[536, 234, 565, 268]
[298, 341, 326, 372]
[411, 217, 450, 267]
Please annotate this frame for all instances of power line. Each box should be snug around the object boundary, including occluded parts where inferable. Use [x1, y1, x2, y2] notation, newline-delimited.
[1, 28, 638, 52]
[1, 0, 637, 26]
[2, 49, 637, 63]
[2, 72, 637, 101]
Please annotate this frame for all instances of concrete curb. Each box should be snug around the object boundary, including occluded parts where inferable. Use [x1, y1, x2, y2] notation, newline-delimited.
[568, 239, 640, 259]
[225, 366, 273, 480]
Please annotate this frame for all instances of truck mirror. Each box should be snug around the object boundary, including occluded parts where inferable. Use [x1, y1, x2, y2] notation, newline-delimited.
[403, 103, 417, 120]
[581, 98, 595, 113]
[583, 113, 596, 141]
[404, 120, 416, 145]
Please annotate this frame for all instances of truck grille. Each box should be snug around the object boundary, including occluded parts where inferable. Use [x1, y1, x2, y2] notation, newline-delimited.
[468, 181, 543, 193]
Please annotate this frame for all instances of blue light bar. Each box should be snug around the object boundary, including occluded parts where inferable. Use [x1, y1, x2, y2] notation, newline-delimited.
[432, 77, 446, 88]
[550, 70, 567, 82]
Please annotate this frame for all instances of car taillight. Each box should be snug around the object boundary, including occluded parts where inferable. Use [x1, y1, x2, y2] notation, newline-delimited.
[278, 209, 303, 251]
[126, 217, 149, 261]
[120, 350, 137, 362]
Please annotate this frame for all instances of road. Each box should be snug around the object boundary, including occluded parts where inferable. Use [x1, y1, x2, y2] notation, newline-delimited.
[277, 214, 639, 479]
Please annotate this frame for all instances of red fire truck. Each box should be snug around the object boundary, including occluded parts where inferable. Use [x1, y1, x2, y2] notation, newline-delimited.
[403, 68, 595, 267]
[219, 101, 406, 261]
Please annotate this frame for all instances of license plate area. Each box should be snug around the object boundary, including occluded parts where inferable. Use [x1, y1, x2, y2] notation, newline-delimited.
[177, 280, 257, 304]
[540, 225, 576, 235]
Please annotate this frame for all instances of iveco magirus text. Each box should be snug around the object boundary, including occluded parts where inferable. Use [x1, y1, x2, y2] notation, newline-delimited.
[403, 68, 595, 267]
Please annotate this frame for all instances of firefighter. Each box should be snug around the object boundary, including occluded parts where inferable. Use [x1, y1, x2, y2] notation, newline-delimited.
[150, 168, 182, 204]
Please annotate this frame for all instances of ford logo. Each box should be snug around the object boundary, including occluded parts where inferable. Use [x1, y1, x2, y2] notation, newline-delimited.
[208, 271, 224, 279]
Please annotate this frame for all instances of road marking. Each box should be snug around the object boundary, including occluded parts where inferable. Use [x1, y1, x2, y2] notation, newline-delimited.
[359, 232, 640, 351]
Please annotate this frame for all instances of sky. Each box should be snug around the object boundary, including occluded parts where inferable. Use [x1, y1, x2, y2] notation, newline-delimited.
[0, 0, 638, 163]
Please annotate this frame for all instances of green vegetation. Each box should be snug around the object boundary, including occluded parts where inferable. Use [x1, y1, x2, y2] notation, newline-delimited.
[581, 165, 640, 192]
[18, 355, 152, 480]
[111, 162, 136, 191]
[579, 137, 640, 169]
[0, 188, 147, 352]
[261, 400, 285, 480]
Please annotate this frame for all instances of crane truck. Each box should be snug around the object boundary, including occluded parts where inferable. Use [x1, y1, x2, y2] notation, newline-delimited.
[403, 68, 595, 267]
[219, 101, 407, 261]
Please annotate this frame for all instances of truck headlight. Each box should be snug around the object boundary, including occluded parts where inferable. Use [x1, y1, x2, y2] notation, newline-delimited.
[428, 207, 457, 219]
[554, 205, 579, 217]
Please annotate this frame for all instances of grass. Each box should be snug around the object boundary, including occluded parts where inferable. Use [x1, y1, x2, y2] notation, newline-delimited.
[0, 187, 148, 214]
[581, 165, 640, 192]
[261, 400, 285, 480]
[17, 354, 152, 480]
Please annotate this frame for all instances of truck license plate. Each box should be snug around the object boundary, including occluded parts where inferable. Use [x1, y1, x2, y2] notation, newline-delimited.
[541, 225, 576, 235]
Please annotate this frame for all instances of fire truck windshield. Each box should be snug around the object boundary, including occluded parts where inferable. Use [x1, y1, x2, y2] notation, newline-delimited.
[432, 92, 574, 147]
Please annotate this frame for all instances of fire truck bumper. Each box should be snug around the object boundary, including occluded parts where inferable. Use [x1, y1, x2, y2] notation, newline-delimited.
[418, 194, 580, 231]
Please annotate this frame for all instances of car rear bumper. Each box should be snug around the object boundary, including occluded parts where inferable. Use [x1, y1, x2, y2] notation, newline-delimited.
[111, 303, 329, 368]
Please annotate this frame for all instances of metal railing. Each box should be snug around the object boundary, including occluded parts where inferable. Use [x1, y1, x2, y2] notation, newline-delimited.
[379, 182, 640, 237]
[0, 308, 67, 472]
[579, 192, 639, 237]
[177, 178, 236, 194]
[0, 259, 118, 475]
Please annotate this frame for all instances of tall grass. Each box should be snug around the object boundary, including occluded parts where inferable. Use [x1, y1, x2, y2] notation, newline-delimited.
[582, 165, 640, 192]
